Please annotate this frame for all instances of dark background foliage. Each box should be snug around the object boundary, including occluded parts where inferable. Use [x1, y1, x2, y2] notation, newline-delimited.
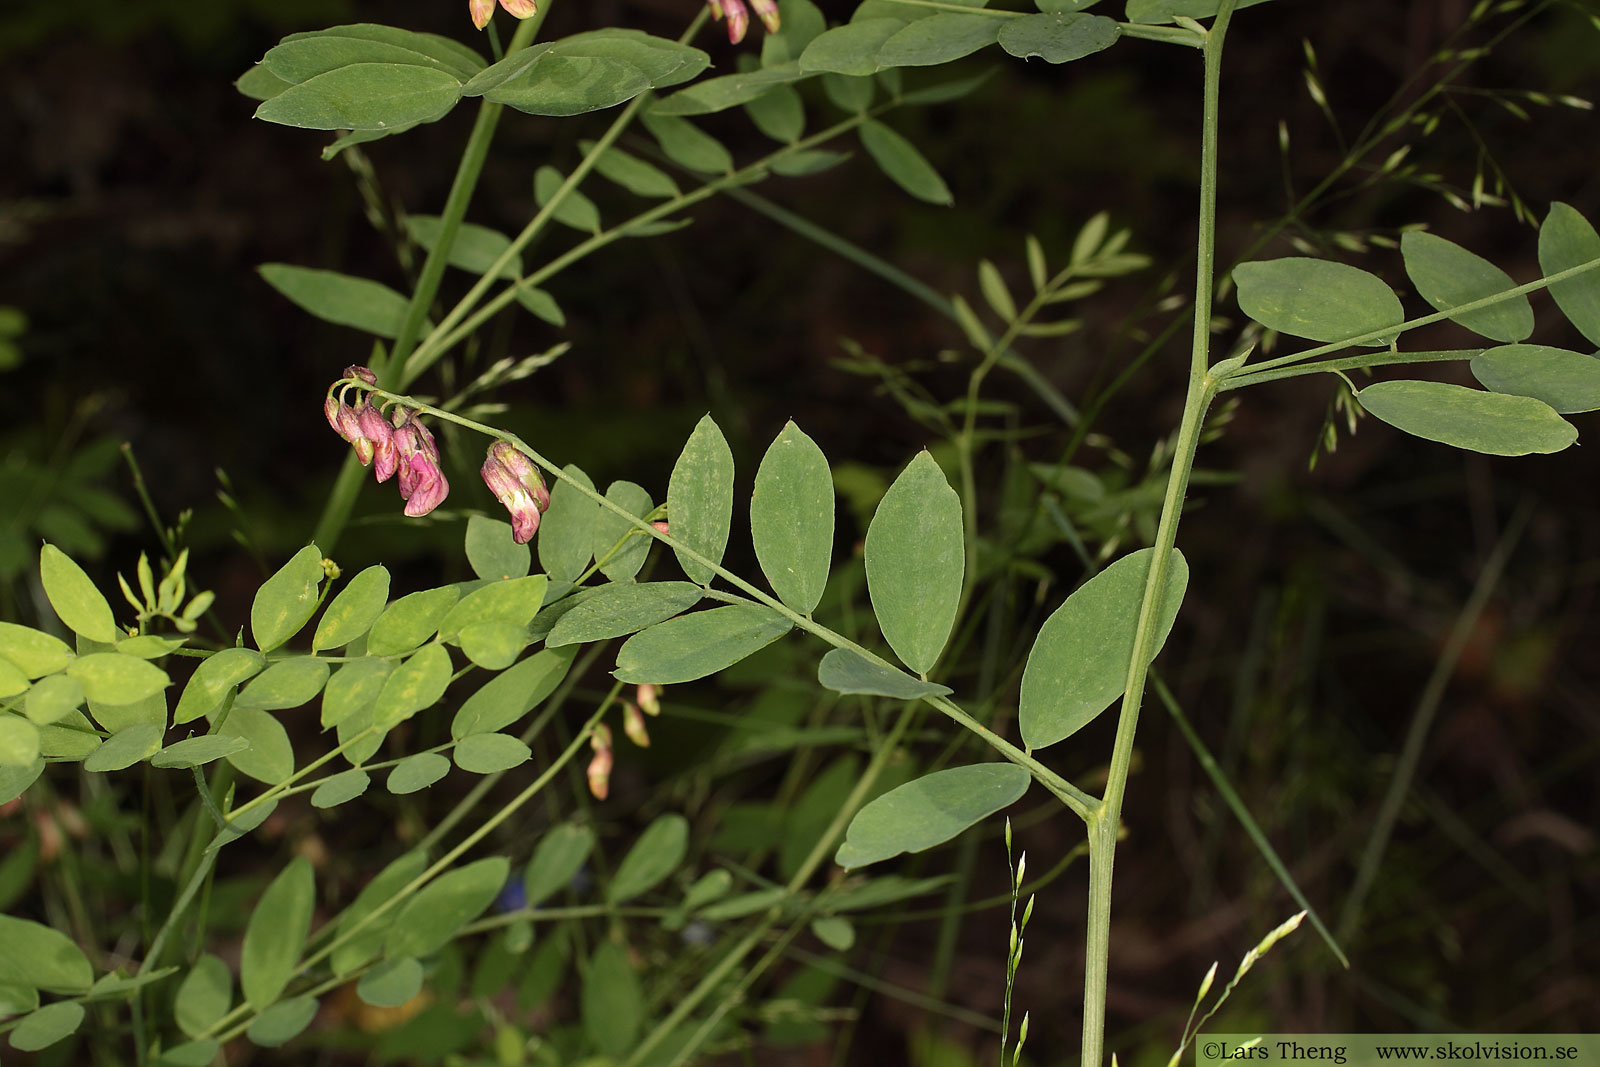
[1, 0, 1597, 1061]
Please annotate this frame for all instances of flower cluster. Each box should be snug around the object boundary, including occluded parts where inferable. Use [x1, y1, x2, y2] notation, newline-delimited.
[326, 369, 559, 537]
[325, 366, 449, 517]
[469, 0, 536, 31]
[705, 0, 779, 44]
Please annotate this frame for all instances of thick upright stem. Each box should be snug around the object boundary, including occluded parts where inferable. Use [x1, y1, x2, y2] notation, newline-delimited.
[1079, 5, 1236, 1064]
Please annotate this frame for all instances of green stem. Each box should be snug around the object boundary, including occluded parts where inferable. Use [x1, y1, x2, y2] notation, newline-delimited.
[310, 13, 548, 552]
[1080, 6, 1236, 1064]
[1217, 348, 1479, 391]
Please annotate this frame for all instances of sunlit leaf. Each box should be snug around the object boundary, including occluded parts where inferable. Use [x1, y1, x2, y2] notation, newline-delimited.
[250, 545, 326, 653]
[241, 857, 314, 1010]
[40, 544, 119, 644]
[219, 707, 295, 784]
[255, 63, 463, 130]
[366, 586, 460, 656]
[235, 656, 330, 711]
[82, 722, 163, 772]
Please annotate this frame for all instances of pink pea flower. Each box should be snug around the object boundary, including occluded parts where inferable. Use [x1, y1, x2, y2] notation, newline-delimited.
[471, 0, 537, 30]
[358, 405, 398, 481]
[402, 452, 450, 517]
[706, 0, 777, 43]
[635, 683, 661, 717]
[481, 441, 550, 545]
[391, 410, 449, 516]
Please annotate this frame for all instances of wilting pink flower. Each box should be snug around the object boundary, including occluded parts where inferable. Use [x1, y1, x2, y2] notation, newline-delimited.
[481, 441, 550, 545]
[471, 0, 536, 30]
[587, 723, 614, 800]
[344, 364, 378, 387]
[622, 701, 650, 748]
[401, 453, 449, 517]
[391, 410, 449, 516]
[635, 683, 661, 717]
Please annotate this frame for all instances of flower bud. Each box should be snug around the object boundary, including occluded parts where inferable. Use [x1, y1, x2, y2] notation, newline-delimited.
[622, 701, 650, 748]
[723, 0, 749, 43]
[344, 365, 378, 387]
[651, 520, 670, 536]
[587, 723, 614, 801]
[750, 0, 780, 34]
[324, 395, 362, 444]
[635, 683, 661, 717]
[469, 0, 494, 28]
[587, 747, 613, 800]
